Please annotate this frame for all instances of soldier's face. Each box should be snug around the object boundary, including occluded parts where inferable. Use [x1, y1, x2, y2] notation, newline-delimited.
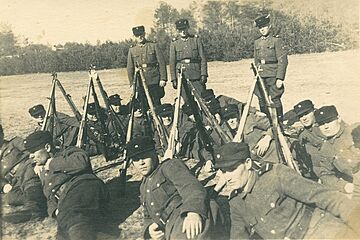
[30, 147, 50, 166]
[189, 115, 195, 123]
[299, 111, 315, 128]
[33, 115, 44, 124]
[227, 117, 239, 130]
[259, 25, 270, 36]
[132, 154, 156, 177]
[87, 113, 98, 122]
[162, 116, 173, 126]
[222, 160, 251, 190]
[178, 27, 189, 37]
[135, 33, 145, 43]
[215, 113, 222, 124]
[319, 119, 341, 137]
[112, 105, 120, 113]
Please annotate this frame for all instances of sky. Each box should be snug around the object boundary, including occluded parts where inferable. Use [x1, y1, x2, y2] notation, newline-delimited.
[0, 0, 194, 45]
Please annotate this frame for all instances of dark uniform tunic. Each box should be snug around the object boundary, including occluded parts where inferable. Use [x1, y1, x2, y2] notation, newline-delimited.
[254, 33, 288, 116]
[169, 35, 208, 97]
[229, 164, 357, 239]
[140, 158, 223, 239]
[38, 147, 109, 240]
[127, 40, 167, 106]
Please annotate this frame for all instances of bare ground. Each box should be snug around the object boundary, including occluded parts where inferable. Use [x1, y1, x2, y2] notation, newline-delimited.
[0, 49, 359, 239]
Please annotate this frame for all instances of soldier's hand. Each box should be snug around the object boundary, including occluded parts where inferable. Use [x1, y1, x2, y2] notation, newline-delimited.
[148, 222, 165, 240]
[172, 80, 178, 89]
[255, 134, 272, 156]
[276, 79, 283, 88]
[2, 183, 12, 193]
[159, 80, 166, 87]
[34, 165, 44, 176]
[200, 75, 207, 85]
[182, 212, 203, 239]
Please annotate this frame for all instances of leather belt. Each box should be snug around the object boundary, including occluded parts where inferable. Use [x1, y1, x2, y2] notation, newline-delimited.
[260, 60, 278, 64]
[141, 63, 157, 68]
[158, 195, 182, 229]
[178, 59, 201, 64]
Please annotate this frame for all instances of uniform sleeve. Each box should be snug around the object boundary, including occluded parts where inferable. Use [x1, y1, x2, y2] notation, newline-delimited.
[127, 48, 135, 85]
[155, 44, 168, 81]
[169, 41, 177, 81]
[162, 159, 208, 219]
[276, 164, 352, 220]
[197, 37, 208, 77]
[49, 149, 91, 175]
[229, 198, 250, 239]
[274, 38, 288, 80]
[57, 112, 79, 127]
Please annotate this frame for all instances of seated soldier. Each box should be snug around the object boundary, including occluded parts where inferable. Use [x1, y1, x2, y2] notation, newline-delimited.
[0, 124, 47, 223]
[132, 99, 153, 138]
[214, 142, 359, 239]
[108, 93, 129, 116]
[306, 105, 357, 194]
[221, 104, 279, 163]
[154, 103, 174, 156]
[28, 104, 79, 150]
[24, 131, 109, 240]
[126, 136, 225, 240]
[201, 88, 243, 111]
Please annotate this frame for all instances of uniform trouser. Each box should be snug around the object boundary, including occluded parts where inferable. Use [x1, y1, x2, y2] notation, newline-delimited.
[56, 179, 109, 240]
[181, 80, 206, 104]
[148, 84, 165, 107]
[254, 76, 284, 122]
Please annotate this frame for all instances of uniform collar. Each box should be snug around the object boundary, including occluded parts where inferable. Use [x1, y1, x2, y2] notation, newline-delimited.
[228, 171, 258, 200]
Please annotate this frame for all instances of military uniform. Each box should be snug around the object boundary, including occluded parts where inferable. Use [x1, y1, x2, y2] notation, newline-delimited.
[253, 15, 288, 121]
[127, 34, 167, 106]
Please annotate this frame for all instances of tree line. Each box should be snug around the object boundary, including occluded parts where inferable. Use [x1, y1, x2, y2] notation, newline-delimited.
[0, 1, 357, 76]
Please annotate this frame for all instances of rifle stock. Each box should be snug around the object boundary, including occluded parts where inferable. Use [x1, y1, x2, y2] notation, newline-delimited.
[41, 77, 56, 131]
[76, 77, 92, 148]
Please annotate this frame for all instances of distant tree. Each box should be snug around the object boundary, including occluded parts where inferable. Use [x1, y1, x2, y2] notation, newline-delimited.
[0, 27, 18, 57]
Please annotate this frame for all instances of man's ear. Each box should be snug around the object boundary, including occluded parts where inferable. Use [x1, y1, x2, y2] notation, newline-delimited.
[244, 158, 252, 170]
[45, 143, 52, 153]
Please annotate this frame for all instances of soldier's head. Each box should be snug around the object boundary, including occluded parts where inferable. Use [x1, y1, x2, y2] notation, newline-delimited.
[206, 98, 222, 124]
[201, 89, 216, 104]
[132, 25, 146, 43]
[254, 14, 271, 36]
[175, 19, 190, 38]
[29, 104, 46, 124]
[87, 102, 98, 122]
[315, 105, 341, 138]
[351, 125, 360, 149]
[222, 104, 240, 130]
[109, 94, 122, 113]
[126, 136, 158, 176]
[156, 104, 174, 126]
[293, 99, 315, 128]
[214, 142, 253, 191]
[182, 104, 195, 122]
[24, 131, 53, 166]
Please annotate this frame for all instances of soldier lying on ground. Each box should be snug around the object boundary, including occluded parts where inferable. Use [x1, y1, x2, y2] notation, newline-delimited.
[24, 130, 109, 240]
[29, 104, 79, 150]
[214, 141, 360, 239]
[0, 124, 47, 223]
[126, 136, 225, 240]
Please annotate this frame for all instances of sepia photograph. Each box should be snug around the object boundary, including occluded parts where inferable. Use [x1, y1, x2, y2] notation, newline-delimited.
[1, 0, 359, 239]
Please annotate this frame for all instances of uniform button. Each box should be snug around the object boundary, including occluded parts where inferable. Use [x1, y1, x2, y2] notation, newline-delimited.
[52, 189, 55, 192]
[320, 213, 325, 217]
[49, 182, 52, 186]
[300, 227, 303, 230]
[3, 165, 6, 169]
[45, 173, 48, 176]
[150, 202, 154, 206]
[260, 217, 264, 222]
[271, 230, 276, 234]
[156, 213, 160, 216]
[270, 202, 275, 208]
[149, 178, 152, 181]
[156, 183, 160, 187]
[63, 170, 67, 173]
[146, 189, 150, 193]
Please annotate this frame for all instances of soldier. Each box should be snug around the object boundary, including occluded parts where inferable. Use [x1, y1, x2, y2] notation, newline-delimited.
[0, 125, 47, 223]
[28, 104, 79, 150]
[126, 136, 225, 240]
[24, 131, 109, 240]
[253, 14, 288, 123]
[108, 93, 128, 116]
[127, 25, 167, 106]
[170, 19, 208, 98]
[153, 103, 174, 156]
[214, 141, 359, 239]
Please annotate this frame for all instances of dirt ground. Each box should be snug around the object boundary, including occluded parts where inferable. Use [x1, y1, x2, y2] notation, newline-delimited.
[0, 49, 360, 239]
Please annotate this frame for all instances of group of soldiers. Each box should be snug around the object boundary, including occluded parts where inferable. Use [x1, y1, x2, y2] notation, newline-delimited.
[1, 14, 360, 240]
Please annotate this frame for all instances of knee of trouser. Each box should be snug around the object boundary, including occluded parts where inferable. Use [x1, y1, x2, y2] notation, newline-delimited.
[5, 188, 25, 206]
[67, 223, 97, 240]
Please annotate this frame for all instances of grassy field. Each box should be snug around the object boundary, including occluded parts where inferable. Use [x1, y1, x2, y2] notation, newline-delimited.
[1, 49, 360, 239]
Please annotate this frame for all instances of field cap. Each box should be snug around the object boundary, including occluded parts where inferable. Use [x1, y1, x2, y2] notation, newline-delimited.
[214, 142, 251, 170]
[314, 105, 339, 125]
[175, 19, 189, 30]
[24, 131, 52, 153]
[29, 104, 46, 118]
[126, 136, 155, 160]
[293, 99, 314, 117]
[132, 26, 145, 37]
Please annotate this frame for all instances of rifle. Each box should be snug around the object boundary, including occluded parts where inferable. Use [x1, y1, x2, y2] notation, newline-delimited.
[137, 65, 168, 150]
[41, 76, 56, 132]
[163, 66, 184, 159]
[119, 69, 139, 185]
[76, 75, 92, 148]
[186, 80, 232, 143]
[250, 63, 300, 173]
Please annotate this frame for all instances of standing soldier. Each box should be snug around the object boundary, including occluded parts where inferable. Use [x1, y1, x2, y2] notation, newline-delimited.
[253, 14, 288, 123]
[127, 26, 167, 106]
[170, 19, 208, 97]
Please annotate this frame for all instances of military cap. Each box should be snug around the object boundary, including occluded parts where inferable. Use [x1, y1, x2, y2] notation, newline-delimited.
[23, 131, 53, 153]
[207, 98, 221, 115]
[175, 19, 189, 30]
[109, 94, 122, 106]
[221, 104, 239, 120]
[314, 105, 339, 126]
[28, 104, 46, 118]
[156, 103, 174, 117]
[0, 144, 24, 177]
[87, 102, 97, 115]
[132, 25, 145, 37]
[254, 14, 270, 28]
[182, 104, 193, 116]
[201, 89, 215, 102]
[213, 142, 251, 170]
[283, 110, 299, 127]
[351, 125, 360, 148]
[126, 136, 155, 160]
[293, 99, 315, 117]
